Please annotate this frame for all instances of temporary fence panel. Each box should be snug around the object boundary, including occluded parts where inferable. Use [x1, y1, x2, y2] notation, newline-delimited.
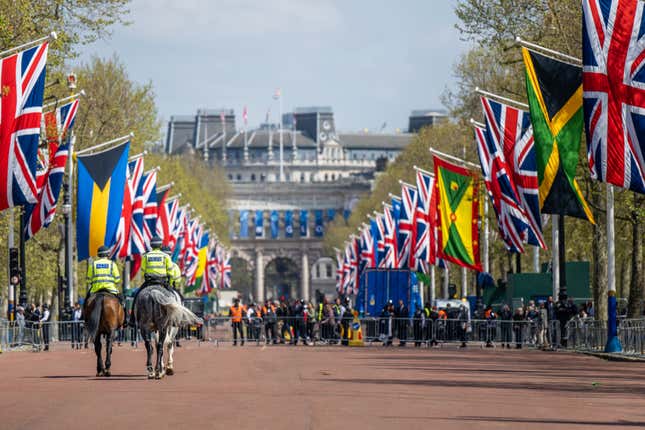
[360, 269, 411, 316]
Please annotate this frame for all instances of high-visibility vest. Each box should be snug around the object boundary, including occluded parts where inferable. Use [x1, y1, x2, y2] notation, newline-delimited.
[169, 263, 181, 288]
[87, 258, 120, 294]
[317, 303, 324, 320]
[230, 305, 243, 322]
[141, 248, 173, 278]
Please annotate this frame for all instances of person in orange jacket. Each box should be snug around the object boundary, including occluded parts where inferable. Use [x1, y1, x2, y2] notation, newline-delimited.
[229, 298, 245, 346]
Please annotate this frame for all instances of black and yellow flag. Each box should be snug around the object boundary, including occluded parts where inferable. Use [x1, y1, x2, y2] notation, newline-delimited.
[522, 48, 594, 222]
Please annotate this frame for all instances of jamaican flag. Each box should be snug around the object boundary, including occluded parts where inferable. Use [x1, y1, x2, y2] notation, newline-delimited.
[522, 48, 594, 222]
[433, 156, 481, 271]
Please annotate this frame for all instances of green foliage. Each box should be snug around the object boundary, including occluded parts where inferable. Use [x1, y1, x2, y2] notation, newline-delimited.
[71, 55, 161, 153]
[0, 0, 130, 68]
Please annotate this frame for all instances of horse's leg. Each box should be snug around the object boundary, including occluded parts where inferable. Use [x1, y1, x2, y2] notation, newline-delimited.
[104, 331, 113, 377]
[155, 328, 166, 379]
[94, 335, 104, 377]
[166, 328, 176, 376]
[143, 329, 154, 379]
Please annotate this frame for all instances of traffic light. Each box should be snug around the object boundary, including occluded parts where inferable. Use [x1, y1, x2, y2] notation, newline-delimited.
[9, 247, 19, 285]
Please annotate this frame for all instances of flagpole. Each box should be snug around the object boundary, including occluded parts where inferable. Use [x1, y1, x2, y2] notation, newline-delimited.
[552, 215, 560, 298]
[75, 132, 133, 156]
[558, 214, 567, 300]
[430, 265, 436, 304]
[533, 247, 539, 272]
[605, 184, 622, 352]
[515, 36, 582, 65]
[429, 147, 480, 170]
[63, 133, 76, 308]
[19, 209, 26, 308]
[483, 198, 489, 273]
[0, 32, 56, 58]
[279, 90, 284, 182]
[7, 208, 14, 320]
[42, 90, 85, 111]
[443, 263, 449, 299]
[475, 87, 529, 109]
[203, 114, 209, 162]
[461, 267, 467, 299]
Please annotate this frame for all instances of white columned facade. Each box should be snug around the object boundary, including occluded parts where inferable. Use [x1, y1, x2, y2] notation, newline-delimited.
[255, 250, 264, 302]
[301, 252, 310, 301]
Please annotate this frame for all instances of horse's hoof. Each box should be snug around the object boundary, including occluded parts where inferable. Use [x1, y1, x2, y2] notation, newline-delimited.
[96, 371, 104, 377]
[166, 368, 174, 376]
[104, 370, 111, 377]
[155, 372, 164, 380]
[147, 372, 155, 379]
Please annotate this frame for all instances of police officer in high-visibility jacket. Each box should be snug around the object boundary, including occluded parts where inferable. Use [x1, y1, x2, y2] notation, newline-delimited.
[129, 236, 173, 326]
[85, 245, 122, 304]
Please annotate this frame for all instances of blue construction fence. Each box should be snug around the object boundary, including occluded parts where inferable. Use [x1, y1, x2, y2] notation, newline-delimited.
[356, 269, 423, 317]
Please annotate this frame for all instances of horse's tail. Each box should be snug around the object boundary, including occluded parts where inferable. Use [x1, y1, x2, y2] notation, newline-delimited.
[86, 294, 104, 342]
[148, 289, 203, 327]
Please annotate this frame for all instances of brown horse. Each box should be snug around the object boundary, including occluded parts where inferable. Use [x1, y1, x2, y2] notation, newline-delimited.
[84, 292, 125, 377]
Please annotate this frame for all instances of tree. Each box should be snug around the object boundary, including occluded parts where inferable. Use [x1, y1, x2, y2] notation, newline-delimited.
[0, 0, 130, 68]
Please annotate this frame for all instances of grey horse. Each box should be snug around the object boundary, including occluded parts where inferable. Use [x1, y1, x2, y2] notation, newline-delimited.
[134, 285, 202, 379]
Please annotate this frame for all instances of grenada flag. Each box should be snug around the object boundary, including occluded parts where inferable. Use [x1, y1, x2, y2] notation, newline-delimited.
[433, 155, 482, 271]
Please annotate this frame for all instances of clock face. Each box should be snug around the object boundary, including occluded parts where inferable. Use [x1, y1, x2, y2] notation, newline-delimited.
[322, 120, 331, 131]
[319, 132, 327, 142]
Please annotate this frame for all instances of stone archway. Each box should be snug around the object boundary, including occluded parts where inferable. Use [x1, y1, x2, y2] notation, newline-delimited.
[264, 256, 300, 301]
[230, 257, 254, 302]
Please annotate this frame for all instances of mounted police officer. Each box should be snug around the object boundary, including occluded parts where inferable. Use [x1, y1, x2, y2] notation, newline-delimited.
[85, 245, 125, 323]
[129, 236, 173, 327]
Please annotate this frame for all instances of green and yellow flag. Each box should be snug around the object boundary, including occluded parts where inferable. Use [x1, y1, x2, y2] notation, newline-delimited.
[433, 156, 482, 271]
[522, 47, 594, 223]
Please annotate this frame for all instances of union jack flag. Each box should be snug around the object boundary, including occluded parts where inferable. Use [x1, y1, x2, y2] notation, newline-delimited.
[169, 204, 187, 253]
[481, 96, 546, 248]
[583, 0, 645, 194]
[218, 247, 231, 289]
[24, 98, 77, 240]
[413, 169, 432, 271]
[341, 243, 351, 294]
[347, 236, 359, 295]
[142, 171, 158, 247]
[382, 203, 398, 269]
[126, 157, 146, 255]
[398, 183, 417, 269]
[475, 125, 528, 253]
[374, 212, 386, 268]
[183, 220, 202, 283]
[24, 142, 68, 239]
[157, 197, 178, 248]
[360, 223, 375, 269]
[0, 42, 49, 210]
[335, 248, 344, 293]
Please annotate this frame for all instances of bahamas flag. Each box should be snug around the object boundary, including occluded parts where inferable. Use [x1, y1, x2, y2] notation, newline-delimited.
[433, 155, 481, 271]
[188, 230, 209, 294]
[76, 141, 130, 261]
[522, 48, 594, 222]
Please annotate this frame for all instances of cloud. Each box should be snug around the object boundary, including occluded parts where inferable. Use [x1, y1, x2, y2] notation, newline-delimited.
[127, 0, 342, 41]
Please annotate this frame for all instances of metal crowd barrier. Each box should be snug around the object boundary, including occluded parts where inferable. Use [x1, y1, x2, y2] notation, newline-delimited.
[565, 318, 645, 356]
[2, 316, 642, 356]
[200, 316, 562, 349]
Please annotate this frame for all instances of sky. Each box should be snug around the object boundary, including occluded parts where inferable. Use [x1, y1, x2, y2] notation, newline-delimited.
[79, 0, 469, 134]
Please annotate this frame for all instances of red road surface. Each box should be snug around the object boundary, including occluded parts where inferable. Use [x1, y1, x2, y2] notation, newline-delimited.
[0, 343, 644, 429]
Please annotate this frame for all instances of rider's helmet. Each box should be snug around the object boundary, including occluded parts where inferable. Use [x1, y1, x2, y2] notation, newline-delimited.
[97, 245, 110, 258]
[150, 236, 163, 249]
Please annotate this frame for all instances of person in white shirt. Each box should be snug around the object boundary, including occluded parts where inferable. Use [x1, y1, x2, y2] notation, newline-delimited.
[72, 303, 83, 349]
[40, 304, 51, 351]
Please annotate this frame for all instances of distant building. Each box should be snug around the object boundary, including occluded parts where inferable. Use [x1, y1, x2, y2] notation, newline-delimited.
[165, 107, 446, 301]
